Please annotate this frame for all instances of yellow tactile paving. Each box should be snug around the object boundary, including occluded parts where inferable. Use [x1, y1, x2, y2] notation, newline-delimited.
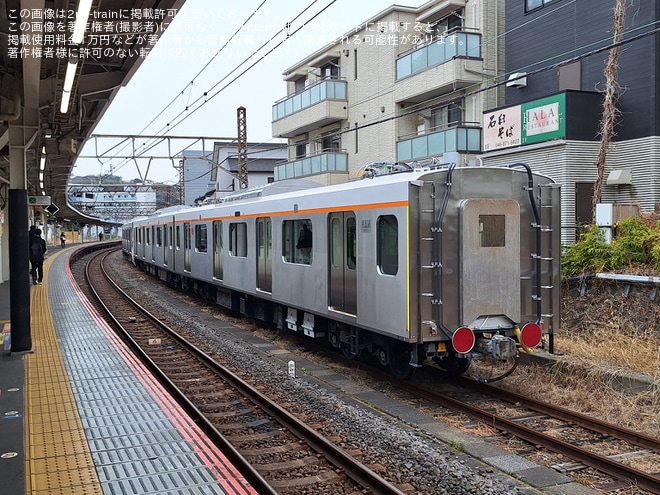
[24, 254, 103, 495]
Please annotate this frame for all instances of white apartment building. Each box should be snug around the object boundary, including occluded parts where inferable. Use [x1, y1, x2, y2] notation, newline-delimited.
[271, 0, 504, 183]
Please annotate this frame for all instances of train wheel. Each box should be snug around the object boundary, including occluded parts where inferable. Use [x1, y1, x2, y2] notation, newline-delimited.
[388, 348, 415, 380]
[434, 355, 470, 376]
[340, 343, 355, 359]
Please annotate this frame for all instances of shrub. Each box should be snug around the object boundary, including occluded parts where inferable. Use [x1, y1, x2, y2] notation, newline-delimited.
[561, 225, 609, 276]
[561, 215, 660, 276]
[608, 216, 652, 269]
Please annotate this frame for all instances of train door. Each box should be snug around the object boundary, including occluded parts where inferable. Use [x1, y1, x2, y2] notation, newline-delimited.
[459, 199, 520, 325]
[256, 217, 272, 292]
[165, 222, 174, 268]
[213, 220, 222, 280]
[183, 222, 191, 272]
[328, 212, 357, 314]
[163, 224, 169, 266]
[130, 226, 136, 263]
[150, 226, 155, 261]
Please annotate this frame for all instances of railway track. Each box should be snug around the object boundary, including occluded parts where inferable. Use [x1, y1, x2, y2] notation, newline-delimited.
[76, 244, 660, 494]
[83, 247, 405, 495]
[319, 353, 660, 494]
[410, 373, 660, 494]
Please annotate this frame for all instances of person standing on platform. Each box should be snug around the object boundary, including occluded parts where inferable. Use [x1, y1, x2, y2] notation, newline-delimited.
[29, 228, 47, 285]
[60, 232, 66, 248]
[28, 225, 36, 272]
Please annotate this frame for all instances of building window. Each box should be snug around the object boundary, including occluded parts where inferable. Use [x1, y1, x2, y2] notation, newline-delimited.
[229, 222, 248, 257]
[294, 76, 307, 92]
[320, 130, 340, 152]
[283, 219, 312, 265]
[525, 0, 553, 12]
[195, 224, 207, 252]
[377, 215, 398, 276]
[295, 141, 307, 158]
[320, 60, 339, 79]
[430, 11, 463, 37]
[431, 102, 463, 130]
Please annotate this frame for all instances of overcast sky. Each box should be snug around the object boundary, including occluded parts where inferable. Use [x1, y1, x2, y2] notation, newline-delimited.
[74, 0, 407, 183]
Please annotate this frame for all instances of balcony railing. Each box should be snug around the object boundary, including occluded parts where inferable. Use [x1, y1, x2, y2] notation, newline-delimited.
[396, 124, 481, 161]
[272, 78, 347, 121]
[396, 31, 481, 80]
[274, 151, 348, 181]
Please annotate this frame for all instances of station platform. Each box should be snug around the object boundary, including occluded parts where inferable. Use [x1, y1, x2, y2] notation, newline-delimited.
[0, 247, 257, 495]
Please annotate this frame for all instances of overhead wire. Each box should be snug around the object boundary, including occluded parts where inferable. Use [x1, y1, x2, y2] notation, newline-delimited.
[106, 0, 332, 179]
[137, 0, 271, 135]
[152, 0, 336, 135]
[95, 1, 660, 184]
[100, 0, 273, 178]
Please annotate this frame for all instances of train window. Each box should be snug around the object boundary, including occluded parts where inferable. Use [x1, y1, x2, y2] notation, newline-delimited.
[156, 227, 162, 247]
[377, 215, 398, 275]
[184, 223, 191, 249]
[283, 219, 312, 265]
[479, 215, 505, 247]
[195, 224, 208, 253]
[176, 225, 181, 249]
[146, 227, 150, 245]
[213, 221, 223, 280]
[346, 217, 356, 270]
[330, 218, 341, 268]
[229, 222, 248, 257]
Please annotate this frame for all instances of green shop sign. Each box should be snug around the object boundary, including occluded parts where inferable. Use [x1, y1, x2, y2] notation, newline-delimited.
[521, 93, 565, 145]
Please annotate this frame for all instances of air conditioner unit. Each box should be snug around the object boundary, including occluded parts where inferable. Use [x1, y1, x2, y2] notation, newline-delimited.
[506, 72, 527, 88]
[606, 169, 632, 185]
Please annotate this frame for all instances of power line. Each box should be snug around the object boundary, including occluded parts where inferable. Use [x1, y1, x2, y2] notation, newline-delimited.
[106, 0, 334, 178]
[91, 4, 660, 179]
[137, 0, 271, 135]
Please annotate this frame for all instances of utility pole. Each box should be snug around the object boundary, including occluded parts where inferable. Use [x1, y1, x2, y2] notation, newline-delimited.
[237, 106, 248, 189]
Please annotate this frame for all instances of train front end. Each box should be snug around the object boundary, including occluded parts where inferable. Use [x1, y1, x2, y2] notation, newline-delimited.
[409, 165, 561, 380]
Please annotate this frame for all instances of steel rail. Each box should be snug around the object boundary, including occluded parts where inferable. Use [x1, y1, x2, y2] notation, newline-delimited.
[459, 377, 660, 452]
[89, 247, 405, 495]
[85, 248, 277, 495]
[414, 380, 660, 494]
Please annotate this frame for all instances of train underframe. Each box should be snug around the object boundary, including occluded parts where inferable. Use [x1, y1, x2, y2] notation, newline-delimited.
[133, 258, 524, 380]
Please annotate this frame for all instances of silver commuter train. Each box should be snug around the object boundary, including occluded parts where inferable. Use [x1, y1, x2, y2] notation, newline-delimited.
[122, 163, 561, 379]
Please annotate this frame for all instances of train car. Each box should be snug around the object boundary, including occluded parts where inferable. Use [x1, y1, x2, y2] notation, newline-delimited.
[122, 163, 561, 380]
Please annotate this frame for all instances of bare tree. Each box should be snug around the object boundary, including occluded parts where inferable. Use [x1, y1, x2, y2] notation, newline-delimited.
[592, 0, 626, 216]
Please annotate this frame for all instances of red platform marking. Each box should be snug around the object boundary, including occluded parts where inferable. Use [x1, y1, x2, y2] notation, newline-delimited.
[64, 264, 258, 495]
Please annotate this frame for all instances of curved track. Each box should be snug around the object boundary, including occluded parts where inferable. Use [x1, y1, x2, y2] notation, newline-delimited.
[83, 247, 405, 495]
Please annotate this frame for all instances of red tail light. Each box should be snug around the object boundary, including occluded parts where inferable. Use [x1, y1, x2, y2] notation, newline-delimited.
[452, 327, 475, 354]
[520, 322, 542, 348]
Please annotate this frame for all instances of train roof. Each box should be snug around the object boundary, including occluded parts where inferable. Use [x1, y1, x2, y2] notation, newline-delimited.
[124, 164, 555, 225]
